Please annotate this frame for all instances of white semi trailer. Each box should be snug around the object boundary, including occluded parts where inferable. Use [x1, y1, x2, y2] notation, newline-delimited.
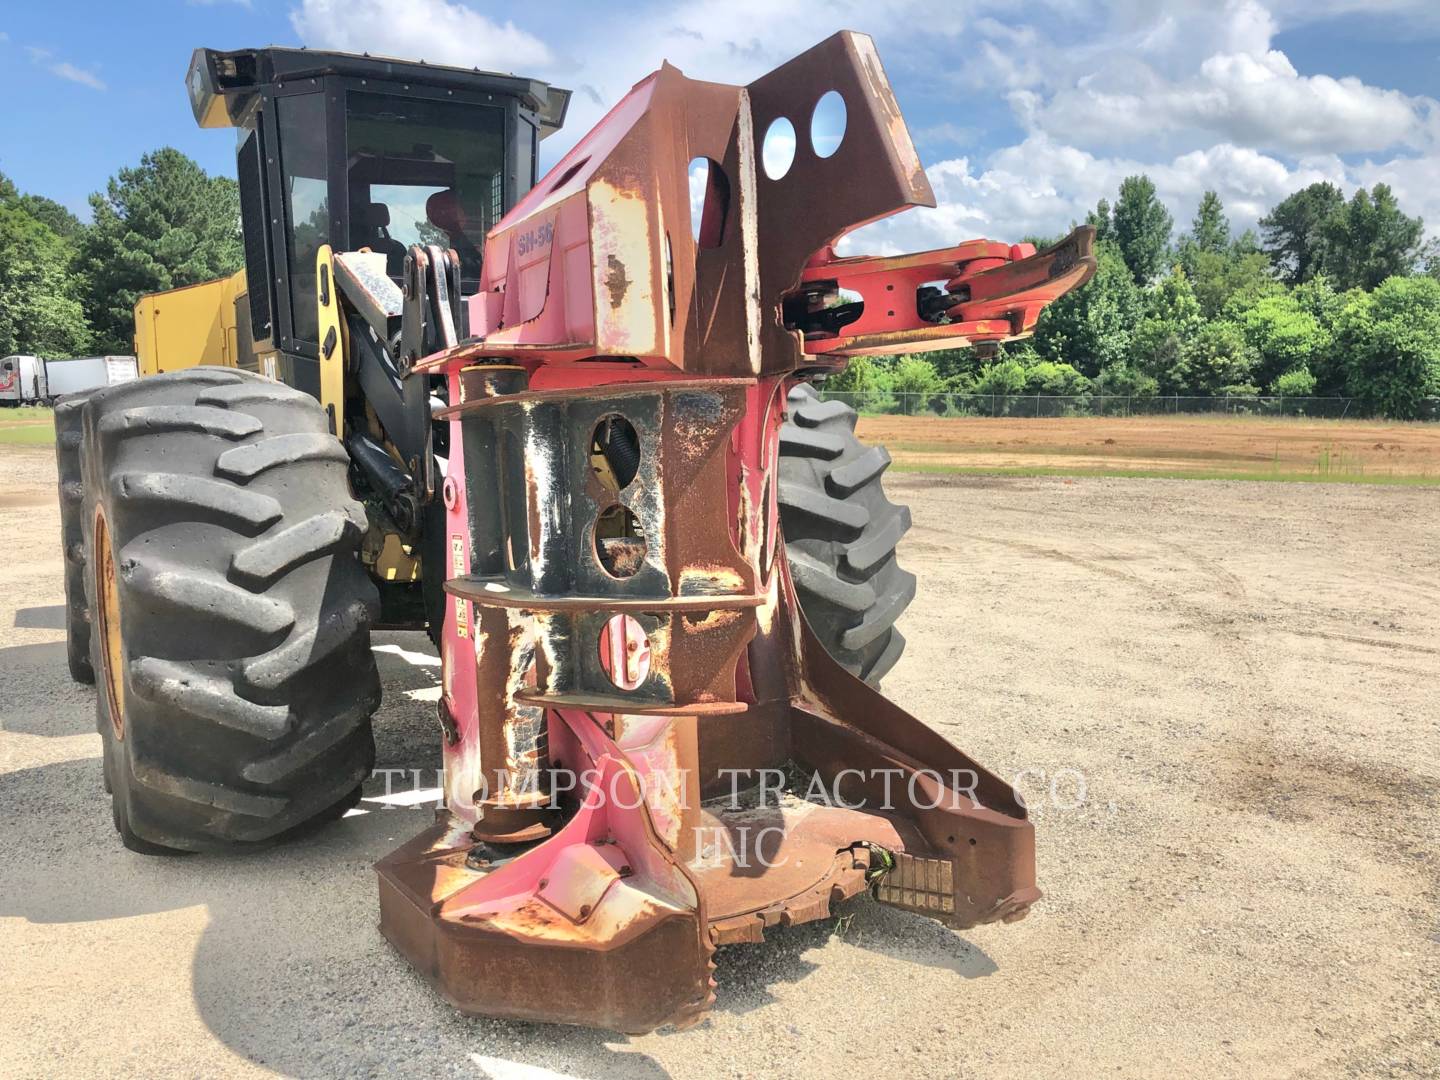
[0, 355, 47, 403]
[0, 355, 138, 404]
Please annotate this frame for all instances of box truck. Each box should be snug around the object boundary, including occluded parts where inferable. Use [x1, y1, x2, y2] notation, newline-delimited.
[0, 355, 138, 404]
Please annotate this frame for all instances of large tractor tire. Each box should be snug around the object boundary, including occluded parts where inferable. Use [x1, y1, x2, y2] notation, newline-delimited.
[79, 368, 381, 853]
[55, 395, 95, 684]
[779, 383, 915, 685]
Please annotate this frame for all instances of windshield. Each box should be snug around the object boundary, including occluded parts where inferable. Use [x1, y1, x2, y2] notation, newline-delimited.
[345, 91, 506, 294]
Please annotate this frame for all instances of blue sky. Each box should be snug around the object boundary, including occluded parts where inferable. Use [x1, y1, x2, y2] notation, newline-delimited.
[2, 0, 1437, 254]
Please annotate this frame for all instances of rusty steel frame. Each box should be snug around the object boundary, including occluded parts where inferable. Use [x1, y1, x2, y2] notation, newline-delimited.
[378, 30, 1093, 1032]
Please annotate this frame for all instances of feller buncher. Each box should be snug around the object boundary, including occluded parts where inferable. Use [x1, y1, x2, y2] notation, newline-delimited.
[55, 33, 1095, 1030]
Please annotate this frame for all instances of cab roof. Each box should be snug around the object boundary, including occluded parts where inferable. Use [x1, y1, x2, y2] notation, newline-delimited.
[186, 46, 570, 138]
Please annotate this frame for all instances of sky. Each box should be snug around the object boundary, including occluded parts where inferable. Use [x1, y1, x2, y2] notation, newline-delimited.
[2, 0, 1437, 256]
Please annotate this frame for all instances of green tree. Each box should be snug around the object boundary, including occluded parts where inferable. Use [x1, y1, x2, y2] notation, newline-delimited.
[1322, 183, 1424, 290]
[1420, 237, 1440, 280]
[1113, 175, 1174, 285]
[1336, 275, 1440, 418]
[1178, 192, 1229, 283]
[973, 358, 1028, 397]
[1259, 182, 1345, 285]
[923, 346, 983, 384]
[0, 204, 91, 357]
[1272, 367, 1316, 396]
[78, 148, 243, 352]
[1237, 293, 1331, 390]
[828, 355, 895, 413]
[1289, 275, 1347, 393]
[0, 171, 85, 244]
[1086, 198, 1114, 246]
[1230, 228, 1262, 256]
[890, 355, 941, 396]
[1032, 240, 1144, 376]
[1022, 360, 1090, 395]
[1190, 191, 1230, 254]
[17, 194, 84, 240]
[1129, 266, 1203, 392]
[1192, 248, 1281, 319]
[890, 355, 944, 413]
[1181, 320, 1257, 394]
[1093, 364, 1158, 399]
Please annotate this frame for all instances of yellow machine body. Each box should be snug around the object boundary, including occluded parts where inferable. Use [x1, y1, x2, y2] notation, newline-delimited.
[132, 270, 248, 376]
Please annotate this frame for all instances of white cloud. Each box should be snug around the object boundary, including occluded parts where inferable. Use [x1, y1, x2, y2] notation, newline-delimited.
[847, 135, 1439, 256]
[913, 121, 982, 149]
[290, 0, 554, 73]
[1028, 46, 1437, 155]
[50, 62, 107, 91]
[25, 45, 106, 90]
[288, 0, 975, 150]
[281, 0, 1440, 253]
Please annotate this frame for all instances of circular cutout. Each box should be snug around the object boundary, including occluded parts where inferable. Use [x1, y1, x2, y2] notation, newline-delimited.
[599, 614, 652, 691]
[762, 117, 797, 180]
[594, 504, 646, 578]
[591, 415, 640, 490]
[441, 475, 458, 510]
[810, 91, 846, 158]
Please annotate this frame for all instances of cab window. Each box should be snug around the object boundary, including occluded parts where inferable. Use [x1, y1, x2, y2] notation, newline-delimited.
[345, 91, 505, 294]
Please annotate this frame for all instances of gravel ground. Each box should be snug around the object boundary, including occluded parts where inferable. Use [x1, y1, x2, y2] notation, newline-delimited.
[2, 444, 1437, 1079]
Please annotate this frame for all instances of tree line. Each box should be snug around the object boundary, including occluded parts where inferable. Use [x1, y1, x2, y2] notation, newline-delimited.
[3, 150, 1438, 419]
[0, 149, 242, 359]
[833, 177, 1440, 419]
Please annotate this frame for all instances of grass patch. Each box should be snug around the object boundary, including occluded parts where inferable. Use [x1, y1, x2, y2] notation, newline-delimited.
[3, 406, 55, 421]
[890, 461, 1440, 486]
[0, 405, 57, 446]
[0, 424, 56, 446]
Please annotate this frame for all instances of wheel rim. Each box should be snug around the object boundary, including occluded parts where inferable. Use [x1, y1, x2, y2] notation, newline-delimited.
[93, 507, 125, 738]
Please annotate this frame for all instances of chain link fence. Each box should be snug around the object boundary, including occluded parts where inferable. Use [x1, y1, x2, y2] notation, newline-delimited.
[814, 391, 1440, 421]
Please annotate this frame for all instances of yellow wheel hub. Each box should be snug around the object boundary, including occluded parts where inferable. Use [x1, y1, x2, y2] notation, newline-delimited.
[93, 508, 126, 738]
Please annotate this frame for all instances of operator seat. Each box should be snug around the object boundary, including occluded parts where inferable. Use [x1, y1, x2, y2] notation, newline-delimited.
[355, 202, 408, 277]
[425, 189, 484, 279]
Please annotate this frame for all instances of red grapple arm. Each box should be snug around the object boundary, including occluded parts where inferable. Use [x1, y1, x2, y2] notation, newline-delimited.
[788, 228, 1096, 357]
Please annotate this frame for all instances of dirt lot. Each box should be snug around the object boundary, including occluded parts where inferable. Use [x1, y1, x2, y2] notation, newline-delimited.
[858, 413, 1440, 481]
[2, 442, 1437, 1079]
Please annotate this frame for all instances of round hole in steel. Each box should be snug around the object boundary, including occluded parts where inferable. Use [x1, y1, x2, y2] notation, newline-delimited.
[762, 116, 797, 180]
[594, 504, 646, 579]
[599, 614, 652, 691]
[810, 91, 846, 158]
[591, 415, 641, 491]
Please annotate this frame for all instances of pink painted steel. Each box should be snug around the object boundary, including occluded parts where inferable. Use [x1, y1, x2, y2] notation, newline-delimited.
[384, 28, 1096, 1034]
